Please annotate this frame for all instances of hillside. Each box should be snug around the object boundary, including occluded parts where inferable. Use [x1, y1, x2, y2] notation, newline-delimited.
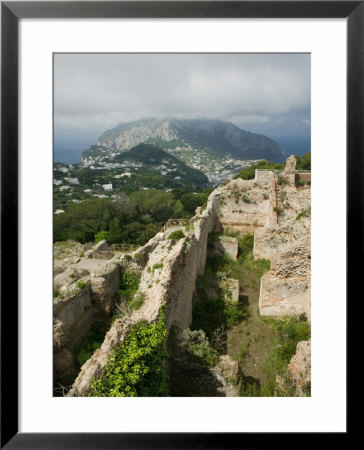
[82, 118, 284, 184]
[54, 144, 209, 210]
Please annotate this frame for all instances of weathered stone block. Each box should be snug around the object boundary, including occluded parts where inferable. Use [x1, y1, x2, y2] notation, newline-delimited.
[91, 263, 121, 316]
[213, 236, 238, 260]
[225, 279, 239, 302]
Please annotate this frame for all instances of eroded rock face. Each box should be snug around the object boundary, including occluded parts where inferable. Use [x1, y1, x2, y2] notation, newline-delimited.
[287, 339, 311, 396]
[219, 355, 239, 381]
[90, 263, 121, 316]
[283, 155, 297, 174]
[218, 178, 270, 233]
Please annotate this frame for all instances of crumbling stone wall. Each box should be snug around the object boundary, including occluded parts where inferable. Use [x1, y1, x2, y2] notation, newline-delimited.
[287, 339, 311, 396]
[53, 242, 122, 386]
[68, 193, 221, 396]
[64, 154, 311, 395]
[54, 280, 93, 385]
[217, 178, 270, 233]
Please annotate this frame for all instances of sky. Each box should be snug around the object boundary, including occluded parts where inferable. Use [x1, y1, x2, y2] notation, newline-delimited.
[54, 53, 310, 162]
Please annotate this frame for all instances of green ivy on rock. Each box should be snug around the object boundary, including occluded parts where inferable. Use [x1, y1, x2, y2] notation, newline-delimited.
[89, 312, 168, 397]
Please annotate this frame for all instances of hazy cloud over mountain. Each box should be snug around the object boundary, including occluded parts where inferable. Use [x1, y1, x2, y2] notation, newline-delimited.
[54, 53, 310, 153]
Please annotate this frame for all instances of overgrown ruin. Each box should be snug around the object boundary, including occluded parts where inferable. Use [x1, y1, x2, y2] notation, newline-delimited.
[53, 155, 311, 397]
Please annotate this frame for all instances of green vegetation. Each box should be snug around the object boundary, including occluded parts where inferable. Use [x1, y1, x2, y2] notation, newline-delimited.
[237, 315, 311, 397]
[180, 329, 219, 367]
[76, 322, 106, 367]
[261, 316, 310, 381]
[296, 209, 311, 221]
[152, 262, 163, 271]
[112, 271, 144, 320]
[77, 281, 87, 290]
[94, 230, 108, 243]
[298, 179, 311, 186]
[89, 312, 168, 397]
[234, 160, 284, 180]
[242, 194, 252, 204]
[53, 289, 62, 298]
[118, 271, 141, 301]
[168, 230, 185, 240]
[277, 175, 289, 186]
[54, 187, 213, 246]
[295, 151, 311, 170]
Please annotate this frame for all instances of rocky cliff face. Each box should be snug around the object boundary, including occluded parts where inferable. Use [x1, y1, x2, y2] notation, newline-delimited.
[99, 119, 178, 150]
[96, 118, 284, 161]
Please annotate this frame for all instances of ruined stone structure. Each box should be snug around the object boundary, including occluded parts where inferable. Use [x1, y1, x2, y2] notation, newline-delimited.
[54, 155, 311, 396]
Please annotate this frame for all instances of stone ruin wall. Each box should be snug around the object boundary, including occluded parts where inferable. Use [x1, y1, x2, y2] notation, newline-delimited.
[217, 177, 271, 234]
[67, 193, 221, 396]
[55, 155, 310, 395]
[53, 259, 121, 385]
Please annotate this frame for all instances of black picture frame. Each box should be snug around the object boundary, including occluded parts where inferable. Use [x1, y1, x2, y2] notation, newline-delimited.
[1, 1, 358, 448]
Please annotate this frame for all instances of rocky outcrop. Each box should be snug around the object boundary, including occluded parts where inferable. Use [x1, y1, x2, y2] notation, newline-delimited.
[287, 339, 311, 396]
[90, 263, 121, 316]
[85, 240, 114, 259]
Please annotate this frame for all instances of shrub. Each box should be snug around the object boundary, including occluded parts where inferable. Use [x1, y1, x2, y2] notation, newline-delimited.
[242, 194, 252, 204]
[124, 254, 132, 261]
[94, 230, 108, 243]
[53, 289, 62, 298]
[303, 381, 311, 396]
[168, 229, 185, 240]
[118, 271, 141, 302]
[296, 209, 311, 221]
[129, 292, 146, 310]
[77, 281, 87, 290]
[152, 262, 163, 271]
[180, 328, 219, 367]
[277, 175, 288, 186]
[133, 252, 141, 259]
[89, 312, 168, 397]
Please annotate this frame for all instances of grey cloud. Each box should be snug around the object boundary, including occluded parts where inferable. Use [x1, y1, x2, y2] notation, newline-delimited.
[54, 53, 310, 144]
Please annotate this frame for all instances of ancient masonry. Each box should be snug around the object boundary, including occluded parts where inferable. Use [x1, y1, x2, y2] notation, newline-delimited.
[53, 155, 311, 396]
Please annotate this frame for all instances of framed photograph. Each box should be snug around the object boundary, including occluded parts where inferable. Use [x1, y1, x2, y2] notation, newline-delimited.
[2, 1, 358, 447]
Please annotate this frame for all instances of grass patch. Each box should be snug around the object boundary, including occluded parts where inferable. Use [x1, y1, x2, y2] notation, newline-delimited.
[261, 316, 310, 378]
[53, 289, 62, 298]
[168, 229, 185, 240]
[296, 209, 311, 221]
[77, 281, 87, 290]
[152, 262, 163, 271]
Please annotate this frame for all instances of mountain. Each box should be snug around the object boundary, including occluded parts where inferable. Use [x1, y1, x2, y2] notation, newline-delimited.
[78, 143, 209, 193]
[82, 118, 284, 185]
[117, 143, 209, 188]
[95, 118, 284, 162]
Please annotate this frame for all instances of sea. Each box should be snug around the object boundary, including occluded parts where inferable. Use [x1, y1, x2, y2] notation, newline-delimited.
[54, 135, 311, 165]
[54, 147, 84, 165]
